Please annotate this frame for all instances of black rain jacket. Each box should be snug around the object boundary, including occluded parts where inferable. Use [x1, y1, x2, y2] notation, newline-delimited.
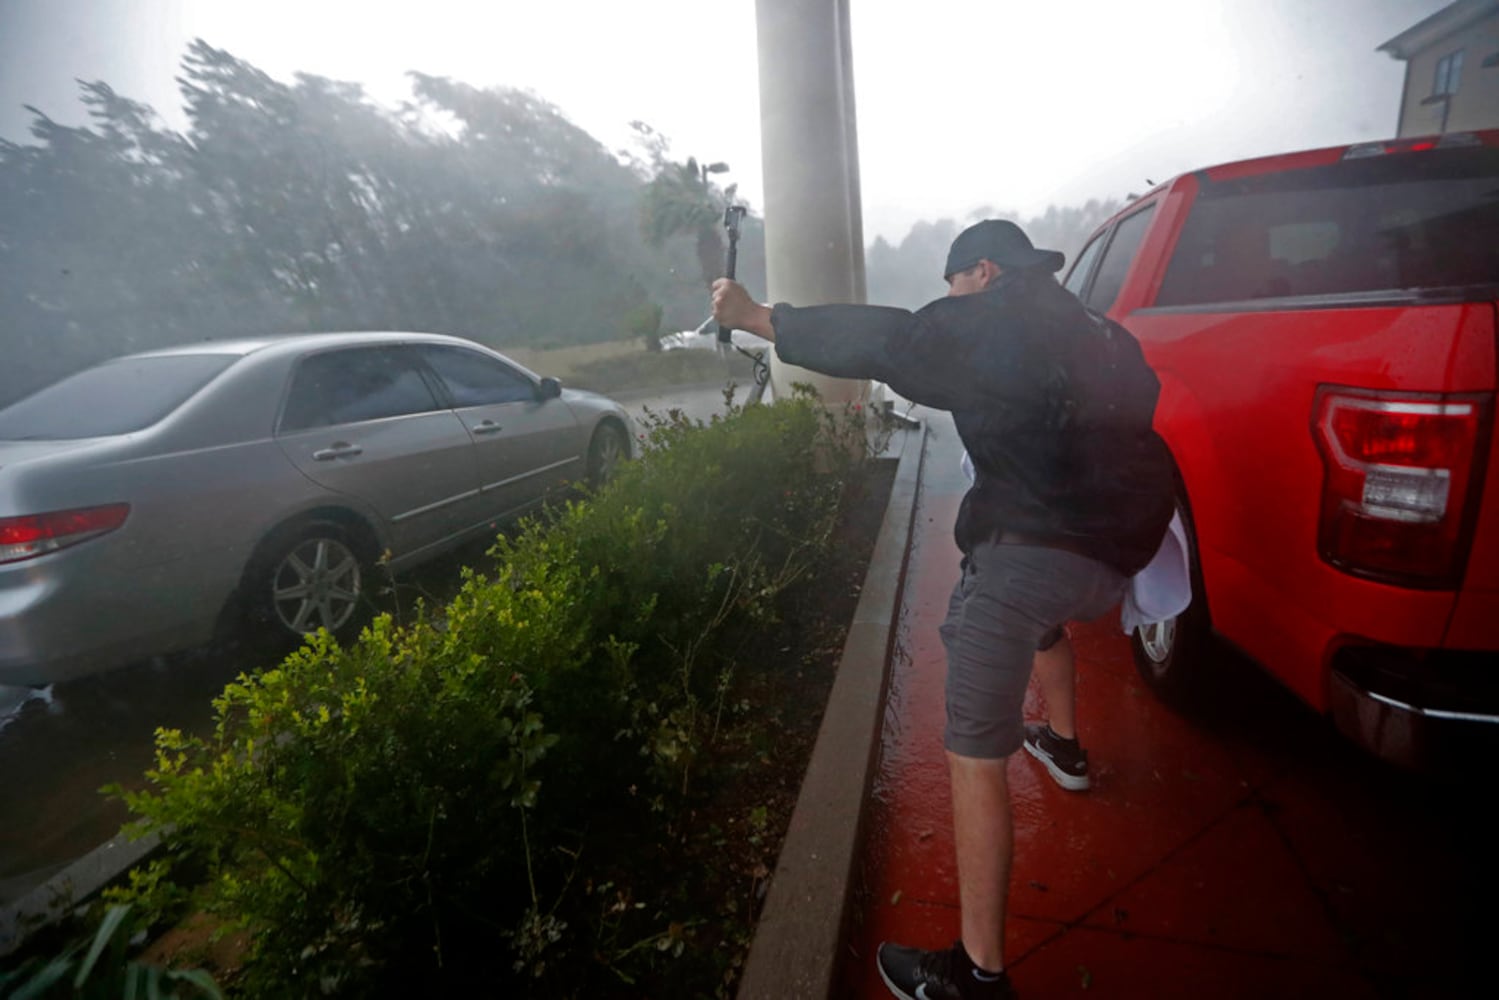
[770, 269, 1175, 576]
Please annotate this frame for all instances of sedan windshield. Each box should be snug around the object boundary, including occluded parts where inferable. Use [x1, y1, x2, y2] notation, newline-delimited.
[0, 355, 236, 440]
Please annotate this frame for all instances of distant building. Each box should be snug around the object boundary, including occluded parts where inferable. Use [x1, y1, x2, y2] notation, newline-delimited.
[1378, 0, 1499, 136]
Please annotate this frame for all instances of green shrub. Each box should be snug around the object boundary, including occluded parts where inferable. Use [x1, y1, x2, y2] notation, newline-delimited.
[0, 904, 221, 999]
[112, 392, 872, 996]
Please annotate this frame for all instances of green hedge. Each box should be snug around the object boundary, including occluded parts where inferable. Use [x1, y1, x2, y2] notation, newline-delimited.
[110, 392, 872, 996]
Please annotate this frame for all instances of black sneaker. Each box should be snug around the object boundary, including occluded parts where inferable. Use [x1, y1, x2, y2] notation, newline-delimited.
[876, 940, 1016, 1000]
[1022, 722, 1091, 791]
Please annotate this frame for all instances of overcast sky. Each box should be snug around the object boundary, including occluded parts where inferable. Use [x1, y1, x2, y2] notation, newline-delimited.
[0, 0, 1450, 242]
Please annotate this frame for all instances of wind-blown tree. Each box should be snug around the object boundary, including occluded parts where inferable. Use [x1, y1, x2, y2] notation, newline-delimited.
[178, 41, 424, 332]
[0, 82, 218, 400]
[640, 154, 735, 292]
[0, 37, 1111, 407]
[0, 41, 722, 404]
[631, 122, 767, 330]
[402, 73, 663, 345]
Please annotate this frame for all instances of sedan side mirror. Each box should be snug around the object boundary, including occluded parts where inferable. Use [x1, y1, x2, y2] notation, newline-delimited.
[537, 377, 562, 400]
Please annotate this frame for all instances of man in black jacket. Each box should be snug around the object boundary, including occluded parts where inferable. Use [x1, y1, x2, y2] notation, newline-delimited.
[712, 219, 1174, 1000]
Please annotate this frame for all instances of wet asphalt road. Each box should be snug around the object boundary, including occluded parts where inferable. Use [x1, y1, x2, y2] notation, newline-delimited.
[0, 382, 731, 907]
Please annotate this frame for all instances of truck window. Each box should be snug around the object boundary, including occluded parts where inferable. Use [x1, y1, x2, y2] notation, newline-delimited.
[1084, 205, 1156, 312]
[1155, 147, 1499, 307]
[1063, 233, 1106, 298]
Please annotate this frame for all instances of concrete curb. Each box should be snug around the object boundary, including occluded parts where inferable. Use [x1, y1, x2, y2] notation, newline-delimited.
[0, 830, 162, 957]
[736, 423, 928, 999]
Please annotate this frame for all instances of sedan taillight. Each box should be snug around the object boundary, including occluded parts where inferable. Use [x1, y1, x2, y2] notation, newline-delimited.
[1312, 387, 1492, 588]
[0, 504, 130, 565]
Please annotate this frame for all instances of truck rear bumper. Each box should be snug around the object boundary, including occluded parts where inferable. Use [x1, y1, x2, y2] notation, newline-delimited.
[1328, 646, 1499, 770]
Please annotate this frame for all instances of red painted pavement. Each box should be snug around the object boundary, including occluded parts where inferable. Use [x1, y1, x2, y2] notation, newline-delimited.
[837, 420, 1490, 999]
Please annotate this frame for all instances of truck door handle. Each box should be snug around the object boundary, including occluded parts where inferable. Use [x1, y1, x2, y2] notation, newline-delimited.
[312, 442, 363, 461]
[472, 420, 503, 435]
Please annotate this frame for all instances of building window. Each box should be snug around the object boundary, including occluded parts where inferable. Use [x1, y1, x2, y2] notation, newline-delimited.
[1433, 49, 1464, 96]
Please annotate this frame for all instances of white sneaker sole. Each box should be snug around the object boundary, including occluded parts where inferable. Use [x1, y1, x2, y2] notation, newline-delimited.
[1023, 738, 1091, 791]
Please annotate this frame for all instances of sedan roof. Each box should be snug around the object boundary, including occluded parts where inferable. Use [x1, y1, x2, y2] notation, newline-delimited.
[126, 331, 487, 362]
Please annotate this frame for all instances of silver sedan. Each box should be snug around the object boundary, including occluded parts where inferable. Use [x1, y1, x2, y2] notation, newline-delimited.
[0, 332, 635, 686]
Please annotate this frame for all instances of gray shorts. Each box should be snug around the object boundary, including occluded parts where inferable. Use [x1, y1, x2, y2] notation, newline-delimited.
[939, 541, 1128, 759]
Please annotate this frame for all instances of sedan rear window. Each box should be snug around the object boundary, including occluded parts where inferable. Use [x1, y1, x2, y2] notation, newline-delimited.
[0, 355, 235, 440]
[1156, 148, 1499, 307]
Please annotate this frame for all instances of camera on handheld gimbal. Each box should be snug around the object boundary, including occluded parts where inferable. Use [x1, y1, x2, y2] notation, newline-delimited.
[714, 201, 770, 400]
[717, 203, 748, 345]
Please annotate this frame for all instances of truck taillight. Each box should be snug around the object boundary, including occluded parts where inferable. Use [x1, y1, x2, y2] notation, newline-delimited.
[1313, 387, 1492, 588]
[0, 504, 130, 564]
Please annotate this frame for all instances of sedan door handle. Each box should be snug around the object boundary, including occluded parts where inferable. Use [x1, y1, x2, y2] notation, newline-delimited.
[471, 420, 504, 436]
[312, 442, 363, 461]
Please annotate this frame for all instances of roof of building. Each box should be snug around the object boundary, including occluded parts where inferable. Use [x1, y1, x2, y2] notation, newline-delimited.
[1378, 0, 1499, 60]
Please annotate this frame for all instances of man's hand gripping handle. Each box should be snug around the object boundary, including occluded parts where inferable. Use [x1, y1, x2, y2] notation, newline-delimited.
[717, 204, 748, 344]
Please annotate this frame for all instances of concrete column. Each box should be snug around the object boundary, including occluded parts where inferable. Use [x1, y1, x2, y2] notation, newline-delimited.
[754, 0, 868, 405]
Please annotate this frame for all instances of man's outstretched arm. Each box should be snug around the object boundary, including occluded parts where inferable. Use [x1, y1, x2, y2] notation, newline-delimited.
[711, 278, 1016, 412]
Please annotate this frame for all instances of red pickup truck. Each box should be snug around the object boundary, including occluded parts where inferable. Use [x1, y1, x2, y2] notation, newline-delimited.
[1062, 131, 1498, 769]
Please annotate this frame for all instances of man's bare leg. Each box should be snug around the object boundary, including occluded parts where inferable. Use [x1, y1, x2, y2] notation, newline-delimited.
[947, 750, 1012, 973]
[1032, 634, 1076, 739]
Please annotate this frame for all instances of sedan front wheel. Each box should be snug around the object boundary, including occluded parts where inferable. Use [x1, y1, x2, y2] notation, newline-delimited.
[587, 422, 627, 489]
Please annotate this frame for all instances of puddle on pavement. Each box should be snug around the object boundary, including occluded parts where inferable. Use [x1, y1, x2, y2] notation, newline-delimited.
[0, 645, 252, 906]
[0, 546, 499, 907]
[0, 684, 52, 735]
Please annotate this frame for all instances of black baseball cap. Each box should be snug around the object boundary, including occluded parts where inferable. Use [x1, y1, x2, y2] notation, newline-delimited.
[943, 219, 1065, 279]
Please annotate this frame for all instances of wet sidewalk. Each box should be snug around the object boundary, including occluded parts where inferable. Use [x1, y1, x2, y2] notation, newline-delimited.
[837, 413, 1487, 998]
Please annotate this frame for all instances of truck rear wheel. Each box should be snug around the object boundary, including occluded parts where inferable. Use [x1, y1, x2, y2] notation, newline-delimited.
[1130, 494, 1211, 704]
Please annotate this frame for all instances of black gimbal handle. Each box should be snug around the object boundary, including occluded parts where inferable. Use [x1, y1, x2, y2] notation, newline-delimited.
[718, 204, 748, 344]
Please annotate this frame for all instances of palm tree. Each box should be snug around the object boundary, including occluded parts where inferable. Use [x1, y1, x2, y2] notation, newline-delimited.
[639, 156, 734, 290]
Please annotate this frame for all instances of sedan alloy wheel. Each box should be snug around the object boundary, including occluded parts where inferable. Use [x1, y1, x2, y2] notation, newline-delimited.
[588, 423, 627, 489]
[270, 535, 364, 635]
